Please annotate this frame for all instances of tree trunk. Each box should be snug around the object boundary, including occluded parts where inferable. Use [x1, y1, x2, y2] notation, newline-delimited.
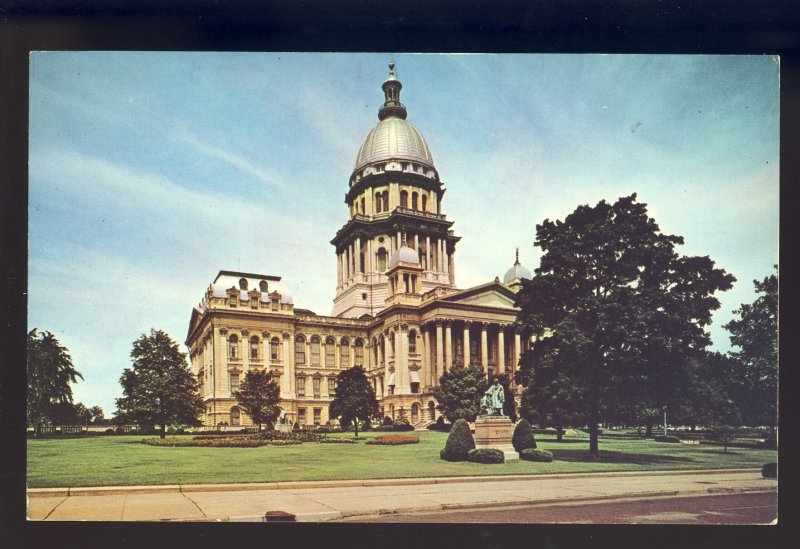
[645, 419, 653, 438]
[160, 423, 166, 439]
[354, 418, 359, 439]
[588, 410, 600, 459]
[556, 424, 563, 443]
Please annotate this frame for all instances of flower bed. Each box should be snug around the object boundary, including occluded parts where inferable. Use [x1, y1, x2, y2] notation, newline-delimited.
[142, 437, 263, 448]
[319, 438, 359, 444]
[365, 435, 419, 445]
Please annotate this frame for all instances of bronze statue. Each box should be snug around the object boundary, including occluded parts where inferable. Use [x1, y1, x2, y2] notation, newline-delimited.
[480, 378, 505, 416]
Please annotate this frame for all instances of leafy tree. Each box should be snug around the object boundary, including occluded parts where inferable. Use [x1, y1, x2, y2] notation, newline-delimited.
[234, 369, 281, 431]
[724, 268, 778, 431]
[328, 366, 378, 438]
[432, 364, 487, 422]
[27, 329, 83, 436]
[517, 352, 582, 442]
[115, 329, 203, 439]
[88, 405, 106, 425]
[515, 194, 734, 458]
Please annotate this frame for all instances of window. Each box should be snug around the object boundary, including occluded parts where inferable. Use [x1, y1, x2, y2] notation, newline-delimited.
[250, 336, 260, 359]
[325, 337, 336, 367]
[382, 191, 389, 211]
[310, 336, 321, 366]
[295, 335, 306, 364]
[411, 403, 419, 423]
[340, 338, 350, 368]
[271, 338, 281, 361]
[400, 190, 408, 208]
[360, 197, 365, 214]
[411, 382, 419, 394]
[422, 195, 428, 212]
[470, 338, 479, 364]
[297, 376, 305, 397]
[230, 407, 241, 426]
[411, 192, 418, 210]
[377, 248, 387, 272]
[228, 335, 239, 359]
[408, 330, 417, 353]
[328, 377, 336, 397]
[230, 373, 240, 392]
[298, 408, 306, 425]
[313, 408, 321, 426]
[313, 376, 321, 398]
[375, 192, 382, 213]
[354, 338, 364, 365]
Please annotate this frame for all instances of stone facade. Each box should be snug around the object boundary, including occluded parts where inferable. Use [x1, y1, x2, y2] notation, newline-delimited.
[185, 65, 535, 429]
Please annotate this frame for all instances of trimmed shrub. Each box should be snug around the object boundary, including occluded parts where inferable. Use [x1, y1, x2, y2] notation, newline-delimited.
[762, 463, 777, 478]
[428, 416, 451, 432]
[440, 419, 475, 461]
[520, 448, 554, 462]
[654, 435, 681, 443]
[512, 419, 537, 452]
[365, 435, 419, 445]
[382, 416, 394, 426]
[467, 448, 504, 464]
[762, 432, 777, 450]
[393, 422, 415, 432]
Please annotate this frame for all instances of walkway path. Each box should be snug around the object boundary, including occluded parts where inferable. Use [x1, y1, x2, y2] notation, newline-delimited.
[27, 468, 776, 522]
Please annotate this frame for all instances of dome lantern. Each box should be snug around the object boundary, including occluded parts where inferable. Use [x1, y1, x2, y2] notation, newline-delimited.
[378, 62, 408, 121]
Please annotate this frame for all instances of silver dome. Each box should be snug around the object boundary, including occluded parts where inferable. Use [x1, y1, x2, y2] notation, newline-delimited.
[354, 117, 435, 173]
[503, 249, 531, 283]
[388, 245, 420, 268]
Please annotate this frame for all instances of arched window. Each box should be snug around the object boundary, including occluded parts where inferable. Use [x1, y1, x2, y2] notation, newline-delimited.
[422, 194, 428, 212]
[360, 197, 365, 215]
[250, 336, 260, 359]
[270, 337, 280, 361]
[377, 248, 387, 272]
[325, 337, 336, 367]
[295, 335, 306, 364]
[230, 407, 241, 426]
[340, 338, 351, 368]
[411, 403, 419, 424]
[354, 338, 364, 365]
[389, 332, 395, 355]
[382, 191, 389, 211]
[310, 336, 321, 366]
[411, 192, 418, 210]
[228, 334, 239, 359]
[428, 401, 436, 420]
[239, 278, 248, 290]
[375, 192, 382, 213]
[408, 330, 417, 353]
[400, 190, 408, 208]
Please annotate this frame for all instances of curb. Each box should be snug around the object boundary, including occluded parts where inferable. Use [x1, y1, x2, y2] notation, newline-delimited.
[27, 468, 763, 498]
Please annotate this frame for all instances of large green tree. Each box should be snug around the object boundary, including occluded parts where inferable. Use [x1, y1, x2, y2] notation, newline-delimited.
[27, 329, 83, 436]
[328, 366, 379, 438]
[234, 369, 281, 431]
[115, 329, 203, 438]
[515, 194, 734, 458]
[723, 268, 778, 430]
[432, 364, 487, 423]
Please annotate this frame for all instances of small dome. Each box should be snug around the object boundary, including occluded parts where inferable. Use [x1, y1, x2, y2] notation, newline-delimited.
[388, 245, 420, 268]
[280, 293, 293, 305]
[503, 249, 531, 283]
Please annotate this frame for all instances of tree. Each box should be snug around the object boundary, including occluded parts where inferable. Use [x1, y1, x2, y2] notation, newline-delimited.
[328, 366, 379, 438]
[88, 405, 106, 425]
[27, 329, 83, 436]
[724, 267, 778, 431]
[517, 356, 581, 442]
[234, 369, 281, 431]
[432, 364, 487, 423]
[115, 329, 203, 439]
[515, 194, 735, 458]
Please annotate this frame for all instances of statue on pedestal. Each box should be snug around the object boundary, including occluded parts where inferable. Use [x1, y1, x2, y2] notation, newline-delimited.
[480, 378, 505, 416]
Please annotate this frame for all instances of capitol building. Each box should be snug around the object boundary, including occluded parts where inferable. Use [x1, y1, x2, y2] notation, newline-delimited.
[185, 64, 535, 429]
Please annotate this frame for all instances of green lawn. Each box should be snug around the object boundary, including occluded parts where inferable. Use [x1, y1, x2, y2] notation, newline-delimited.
[26, 431, 777, 488]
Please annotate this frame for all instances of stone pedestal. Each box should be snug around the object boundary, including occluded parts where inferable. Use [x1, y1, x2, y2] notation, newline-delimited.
[474, 415, 518, 460]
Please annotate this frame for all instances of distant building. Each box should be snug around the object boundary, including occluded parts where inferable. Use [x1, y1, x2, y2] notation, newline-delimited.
[185, 64, 534, 429]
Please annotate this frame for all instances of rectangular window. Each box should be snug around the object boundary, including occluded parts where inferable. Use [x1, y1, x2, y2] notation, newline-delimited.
[311, 339, 321, 366]
[313, 377, 321, 398]
[313, 408, 321, 426]
[250, 340, 259, 359]
[297, 377, 305, 397]
[298, 408, 306, 425]
[340, 345, 350, 369]
[325, 341, 335, 367]
[328, 378, 336, 397]
[271, 339, 280, 361]
[354, 343, 364, 364]
[230, 373, 239, 392]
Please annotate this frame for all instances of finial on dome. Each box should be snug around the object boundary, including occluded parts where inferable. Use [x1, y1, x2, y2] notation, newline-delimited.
[515, 247, 520, 265]
[388, 62, 396, 80]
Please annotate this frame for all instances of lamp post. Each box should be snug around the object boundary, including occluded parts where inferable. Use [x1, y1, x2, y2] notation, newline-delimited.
[663, 405, 668, 436]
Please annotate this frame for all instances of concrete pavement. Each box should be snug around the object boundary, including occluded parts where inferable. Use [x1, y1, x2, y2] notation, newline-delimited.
[27, 468, 776, 522]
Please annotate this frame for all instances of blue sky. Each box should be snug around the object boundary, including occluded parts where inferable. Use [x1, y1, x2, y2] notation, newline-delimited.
[28, 53, 779, 416]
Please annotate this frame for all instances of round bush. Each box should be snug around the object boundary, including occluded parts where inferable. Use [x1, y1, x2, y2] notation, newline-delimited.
[762, 462, 777, 478]
[467, 448, 505, 464]
[440, 419, 476, 461]
[512, 419, 537, 452]
[520, 448, 553, 462]
[654, 435, 681, 443]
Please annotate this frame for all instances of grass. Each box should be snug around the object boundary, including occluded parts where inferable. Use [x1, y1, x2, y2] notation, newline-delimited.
[26, 431, 777, 488]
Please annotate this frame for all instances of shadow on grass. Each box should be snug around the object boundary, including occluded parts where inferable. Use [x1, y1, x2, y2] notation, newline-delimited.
[550, 448, 696, 464]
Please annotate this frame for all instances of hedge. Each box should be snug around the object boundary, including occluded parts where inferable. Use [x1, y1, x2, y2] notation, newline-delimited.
[520, 448, 554, 462]
[654, 435, 681, 443]
[440, 419, 475, 461]
[467, 448, 505, 464]
[365, 435, 419, 445]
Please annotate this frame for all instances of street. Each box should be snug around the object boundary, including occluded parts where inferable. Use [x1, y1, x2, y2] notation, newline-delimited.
[341, 491, 777, 524]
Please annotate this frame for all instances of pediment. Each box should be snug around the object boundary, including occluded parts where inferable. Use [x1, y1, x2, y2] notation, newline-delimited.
[440, 283, 518, 310]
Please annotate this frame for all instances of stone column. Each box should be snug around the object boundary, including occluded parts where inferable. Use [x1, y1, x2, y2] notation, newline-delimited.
[219, 329, 229, 393]
[414, 233, 419, 251]
[438, 239, 444, 273]
[435, 322, 444, 381]
[481, 324, 488, 372]
[355, 237, 361, 275]
[444, 322, 452, 370]
[422, 327, 431, 387]
[398, 326, 409, 394]
[283, 333, 294, 396]
[426, 235, 431, 272]
[497, 328, 505, 374]
[397, 230, 402, 247]
[463, 323, 470, 367]
[514, 331, 521, 376]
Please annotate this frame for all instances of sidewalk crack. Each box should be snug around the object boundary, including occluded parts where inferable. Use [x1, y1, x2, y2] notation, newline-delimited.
[40, 496, 68, 521]
[182, 492, 208, 519]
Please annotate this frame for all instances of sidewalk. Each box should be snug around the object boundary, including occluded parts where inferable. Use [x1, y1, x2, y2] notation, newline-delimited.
[27, 469, 776, 522]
